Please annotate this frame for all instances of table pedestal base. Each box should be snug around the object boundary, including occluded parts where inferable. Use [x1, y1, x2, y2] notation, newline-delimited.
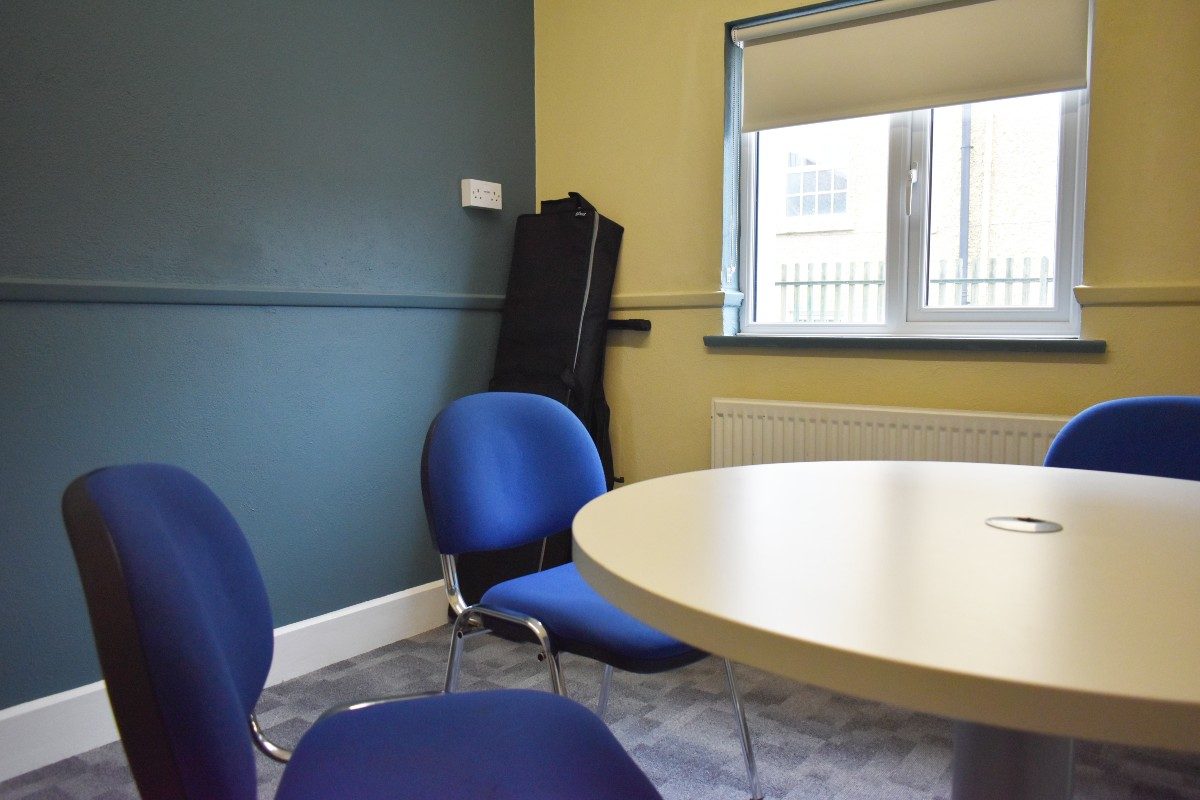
[952, 721, 1074, 800]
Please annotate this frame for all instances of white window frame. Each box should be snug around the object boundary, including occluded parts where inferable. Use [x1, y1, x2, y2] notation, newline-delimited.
[737, 91, 1088, 338]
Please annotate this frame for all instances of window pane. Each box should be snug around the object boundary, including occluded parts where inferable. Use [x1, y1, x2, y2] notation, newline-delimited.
[786, 173, 803, 194]
[754, 114, 890, 324]
[925, 93, 1062, 309]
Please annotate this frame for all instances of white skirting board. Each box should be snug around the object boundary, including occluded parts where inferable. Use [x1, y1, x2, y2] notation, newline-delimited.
[0, 579, 446, 783]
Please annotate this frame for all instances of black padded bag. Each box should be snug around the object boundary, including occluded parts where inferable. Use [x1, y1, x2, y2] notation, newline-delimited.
[455, 192, 623, 606]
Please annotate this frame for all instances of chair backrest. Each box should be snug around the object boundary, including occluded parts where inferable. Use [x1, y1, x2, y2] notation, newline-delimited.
[62, 464, 274, 800]
[422, 392, 607, 555]
[1044, 396, 1200, 481]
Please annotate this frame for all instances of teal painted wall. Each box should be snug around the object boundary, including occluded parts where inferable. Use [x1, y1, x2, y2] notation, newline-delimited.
[1, 0, 532, 293]
[0, 2, 534, 707]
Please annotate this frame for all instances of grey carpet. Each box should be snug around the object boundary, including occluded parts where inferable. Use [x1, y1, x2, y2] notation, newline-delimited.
[3, 625, 1198, 799]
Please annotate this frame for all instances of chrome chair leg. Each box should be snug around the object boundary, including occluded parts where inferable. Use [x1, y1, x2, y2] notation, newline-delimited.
[543, 649, 567, 696]
[723, 659, 762, 800]
[444, 613, 492, 692]
[448, 604, 569, 695]
[445, 611, 473, 693]
[596, 663, 614, 720]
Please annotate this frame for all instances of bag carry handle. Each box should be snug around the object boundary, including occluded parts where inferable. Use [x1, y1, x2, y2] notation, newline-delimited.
[540, 191, 597, 218]
[606, 318, 651, 332]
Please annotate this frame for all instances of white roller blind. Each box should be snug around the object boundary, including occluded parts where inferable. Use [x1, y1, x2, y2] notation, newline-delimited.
[736, 0, 1091, 132]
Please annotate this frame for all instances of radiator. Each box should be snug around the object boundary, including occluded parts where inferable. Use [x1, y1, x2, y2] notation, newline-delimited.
[712, 398, 1069, 468]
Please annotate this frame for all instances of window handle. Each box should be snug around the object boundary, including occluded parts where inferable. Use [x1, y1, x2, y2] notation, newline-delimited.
[905, 161, 918, 215]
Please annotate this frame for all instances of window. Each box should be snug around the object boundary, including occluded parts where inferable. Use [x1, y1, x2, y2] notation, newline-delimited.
[728, 0, 1092, 338]
[785, 156, 847, 219]
[776, 131, 856, 236]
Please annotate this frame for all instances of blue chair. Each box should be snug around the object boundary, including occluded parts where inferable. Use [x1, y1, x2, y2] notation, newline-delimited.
[62, 463, 662, 800]
[1044, 396, 1200, 480]
[422, 391, 761, 800]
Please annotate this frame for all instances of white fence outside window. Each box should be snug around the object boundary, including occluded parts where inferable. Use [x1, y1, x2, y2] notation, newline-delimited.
[775, 256, 1054, 323]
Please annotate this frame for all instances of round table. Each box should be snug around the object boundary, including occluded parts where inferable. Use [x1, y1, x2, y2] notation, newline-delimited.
[572, 461, 1200, 800]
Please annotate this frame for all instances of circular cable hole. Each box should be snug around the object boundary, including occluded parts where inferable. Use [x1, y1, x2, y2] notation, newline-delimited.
[986, 516, 1063, 533]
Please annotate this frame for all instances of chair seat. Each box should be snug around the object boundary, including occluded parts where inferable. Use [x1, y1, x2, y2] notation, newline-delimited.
[480, 563, 706, 673]
[276, 690, 660, 800]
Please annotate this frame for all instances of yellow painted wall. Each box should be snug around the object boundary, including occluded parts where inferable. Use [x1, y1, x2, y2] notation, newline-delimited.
[535, 0, 1200, 482]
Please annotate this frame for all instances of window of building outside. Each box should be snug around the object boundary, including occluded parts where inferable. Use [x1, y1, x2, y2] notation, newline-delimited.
[731, 0, 1091, 339]
[785, 154, 849, 223]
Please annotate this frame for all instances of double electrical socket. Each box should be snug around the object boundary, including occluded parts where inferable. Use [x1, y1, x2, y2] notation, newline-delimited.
[461, 179, 502, 210]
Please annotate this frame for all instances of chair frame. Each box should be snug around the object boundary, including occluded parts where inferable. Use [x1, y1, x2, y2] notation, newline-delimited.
[437, 550, 762, 800]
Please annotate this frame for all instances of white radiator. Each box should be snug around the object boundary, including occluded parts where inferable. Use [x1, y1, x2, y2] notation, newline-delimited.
[712, 398, 1069, 468]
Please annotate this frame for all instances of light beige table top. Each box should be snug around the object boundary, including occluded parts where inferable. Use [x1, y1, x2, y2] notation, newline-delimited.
[573, 461, 1200, 751]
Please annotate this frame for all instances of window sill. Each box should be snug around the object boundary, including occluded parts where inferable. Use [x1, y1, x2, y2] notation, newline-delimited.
[703, 335, 1106, 354]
